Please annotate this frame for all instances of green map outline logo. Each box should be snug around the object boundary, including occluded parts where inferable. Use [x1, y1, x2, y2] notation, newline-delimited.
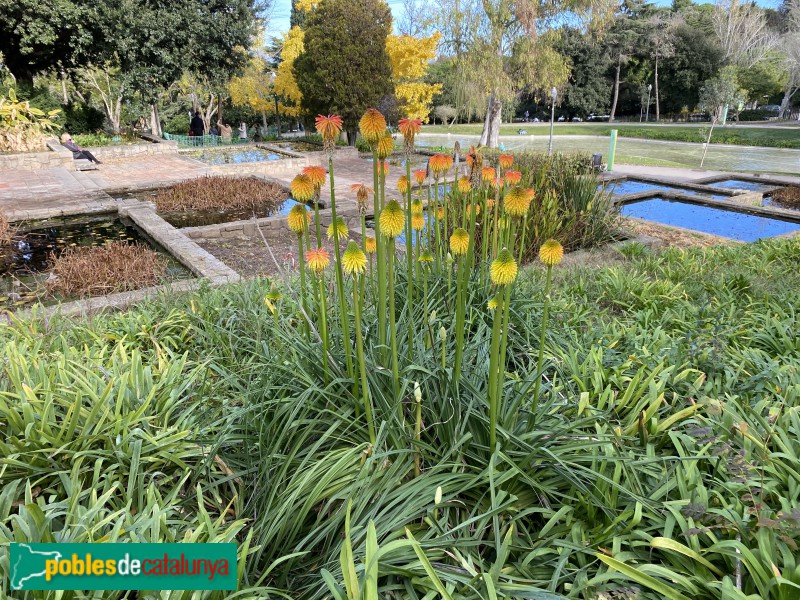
[9, 543, 237, 591]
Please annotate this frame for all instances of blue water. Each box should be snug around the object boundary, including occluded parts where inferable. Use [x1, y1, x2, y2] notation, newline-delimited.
[708, 179, 775, 192]
[187, 148, 282, 165]
[621, 198, 800, 241]
[600, 180, 729, 200]
[279, 198, 304, 215]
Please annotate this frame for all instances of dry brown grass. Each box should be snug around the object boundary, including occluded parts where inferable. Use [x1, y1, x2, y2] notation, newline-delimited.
[773, 186, 800, 210]
[0, 210, 13, 246]
[154, 176, 287, 213]
[46, 242, 168, 298]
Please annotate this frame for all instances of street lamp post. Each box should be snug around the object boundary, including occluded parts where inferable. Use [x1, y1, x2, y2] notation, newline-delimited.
[645, 84, 652, 122]
[271, 72, 281, 137]
[548, 87, 557, 156]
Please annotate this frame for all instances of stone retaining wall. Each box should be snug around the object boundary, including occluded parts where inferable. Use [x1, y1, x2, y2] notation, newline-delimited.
[0, 140, 72, 172]
[90, 139, 179, 161]
[0, 136, 178, 171]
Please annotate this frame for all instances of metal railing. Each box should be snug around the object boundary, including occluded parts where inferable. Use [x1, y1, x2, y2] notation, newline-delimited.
[164, 133, 256, 148]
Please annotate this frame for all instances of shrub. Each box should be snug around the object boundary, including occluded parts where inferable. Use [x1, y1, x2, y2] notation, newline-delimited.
[61, 101, 106, 134]
[46, 241, 168, 298]
[772, 185, 800, 209]
[0, 88, 61, 152]
[153, 176, 287, 213]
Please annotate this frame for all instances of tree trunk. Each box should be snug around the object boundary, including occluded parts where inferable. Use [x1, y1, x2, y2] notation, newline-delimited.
[347, 128, 357, 146]
[150, 103, 162, 137]
[655, 54, 660, 122]
[479, 93, 502, 148]
[218, 96, 224, 125]
[610, 57, 622, 123]
[60, 72, 69, 104]
[778, 85, 796, 119]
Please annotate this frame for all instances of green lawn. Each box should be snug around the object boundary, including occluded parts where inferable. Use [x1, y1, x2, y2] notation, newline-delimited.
[424, 122, 800, 149]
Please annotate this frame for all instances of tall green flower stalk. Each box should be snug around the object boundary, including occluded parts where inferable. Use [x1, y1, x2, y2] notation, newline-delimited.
[306, 246, 332, 383]
[399, 119, 420, 362]
[288, 204, 310, 340]
[343, 241, 376, 446]
[487, 248, 518, 451]
[380, 200, 405, 409]
[530, 239, 564, 423]
[450, 228, 470, 388]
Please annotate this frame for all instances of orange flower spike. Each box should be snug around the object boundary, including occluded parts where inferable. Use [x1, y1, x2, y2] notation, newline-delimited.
[315, 115, 343, 140]
[413, 170, 427, 185]
[305, 247, 331, 273]
[429, 154, 450, 176]
[359, 108, 386, 144]
[481, 167, 496, 185]
[303, 165, 327, 190]
[378, 161, 390, 177]
[397, 175, 410, 195]
[398, 118, 422, 140]
[505, 170, 522, 186]
[499, 154, 514, 170]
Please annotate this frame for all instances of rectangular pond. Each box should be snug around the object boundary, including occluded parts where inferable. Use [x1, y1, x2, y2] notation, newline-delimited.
[705, 179, 776, 192]
[621, 197, 800, 242]
[600, 179, 730, 200]
[1, 214, 187, 310]
[185, 147, 285, 165]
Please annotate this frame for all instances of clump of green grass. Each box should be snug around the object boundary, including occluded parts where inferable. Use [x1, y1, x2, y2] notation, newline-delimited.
[154, 175, 287, 213]
[46, 241, 167, 298]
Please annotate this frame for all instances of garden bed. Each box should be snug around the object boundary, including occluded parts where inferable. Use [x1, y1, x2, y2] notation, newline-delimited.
[0, 213, 189, 310]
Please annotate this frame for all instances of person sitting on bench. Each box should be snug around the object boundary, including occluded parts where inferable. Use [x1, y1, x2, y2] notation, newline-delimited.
[61, 133, 102, 164]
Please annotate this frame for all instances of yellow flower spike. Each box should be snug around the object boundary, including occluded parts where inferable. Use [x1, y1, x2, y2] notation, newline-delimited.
[481, 166, 496, 185]
[429, 153, 451, 176]
[397, 175, 410, 195]
[379, 200, 405, 238]
[411, 199, 423, 214]
[499, 154, 514, 170]
[326, 216, 349, 240]
[490, 248, 518, 286]
[364, 236, 377, 254]
[486, 199, 495, 211]
[436, 206, 445, 221]
[449, 228, 470, 256]
[287, 204, 310, 234]
[457, 176, 472, 194]
[419, 250, 434, 264]
[264, 298, 277, 316]
[302, 165, 327, 190]
[504, 186, 531, 218]
[291, 173, 315, 202]
[359, 108, 386, 144]
[305, 247, 331, 273]
[539, 239, 564, 266]
[467, 203, 481, 218]
[411, 213, 425, 231]
[487, 296, 499, 311]
[376, 133, 395, 160]
[342, 240, 367, 275]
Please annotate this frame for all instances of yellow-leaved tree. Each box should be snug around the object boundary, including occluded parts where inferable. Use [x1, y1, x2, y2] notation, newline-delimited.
[386, 33, 442, 121]
[228, 56, 275, 125]
[274, 26, 305, 118]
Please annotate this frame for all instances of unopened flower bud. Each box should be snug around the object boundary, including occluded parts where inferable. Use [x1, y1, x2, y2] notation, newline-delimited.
[439, 326, 446, 341]
[435, 486, 443, 505]
[414, 381, 422, 403]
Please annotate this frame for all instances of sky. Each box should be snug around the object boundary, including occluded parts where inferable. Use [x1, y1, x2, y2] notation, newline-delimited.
[264, 0, 782, 40]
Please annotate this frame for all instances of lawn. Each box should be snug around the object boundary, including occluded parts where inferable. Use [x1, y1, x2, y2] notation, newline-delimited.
[424, 122, 800, 149]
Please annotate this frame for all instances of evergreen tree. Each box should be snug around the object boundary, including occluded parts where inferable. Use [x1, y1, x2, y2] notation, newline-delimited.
[294, 0, 393, 143]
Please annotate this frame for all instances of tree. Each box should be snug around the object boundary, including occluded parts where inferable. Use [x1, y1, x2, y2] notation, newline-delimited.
[229, 57, 276, 127]
[386, 33, 442, 121]
[274, 27, 305, 119]
[698, 66, 746, 165]
[74, 65, 125, 133]
[434, 104, 458, 126]
[294, 0, 394, 143]
[646, 13, 677, 121]
[0, 0, 96, 84]
[606, 2, 647, 122]
[557, 28, 612, 118]
[778, 0, 800, 117]
[657, 19, 724, 115]
[713, 0, 779, 68]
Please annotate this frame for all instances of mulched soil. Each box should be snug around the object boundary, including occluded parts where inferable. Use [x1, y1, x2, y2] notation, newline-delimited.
[199, 229, 364, 278]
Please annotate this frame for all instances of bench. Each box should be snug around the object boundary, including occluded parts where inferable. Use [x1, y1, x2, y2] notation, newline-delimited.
[74, 158, 99, 171]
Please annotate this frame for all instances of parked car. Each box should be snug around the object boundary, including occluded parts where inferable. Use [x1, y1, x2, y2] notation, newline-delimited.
[557, 115, 566, 122]
[571, 116, 583, 122]
[587, 114, 610, 122]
